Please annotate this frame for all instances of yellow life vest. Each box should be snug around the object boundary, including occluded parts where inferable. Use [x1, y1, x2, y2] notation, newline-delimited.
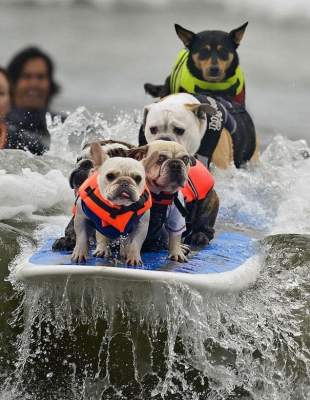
[169, 48, 245, 97]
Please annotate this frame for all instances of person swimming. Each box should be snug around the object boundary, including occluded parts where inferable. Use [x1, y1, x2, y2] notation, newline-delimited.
[4, 46, 61, 155]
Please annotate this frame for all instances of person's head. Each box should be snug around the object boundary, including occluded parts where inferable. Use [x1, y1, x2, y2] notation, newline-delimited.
[0, 67, 10, 118]
[7, 46, 60, 110]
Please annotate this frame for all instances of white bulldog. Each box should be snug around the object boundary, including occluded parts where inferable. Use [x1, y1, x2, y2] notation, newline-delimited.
[143, 93, 215, 157]
[72, 150, 150, 266]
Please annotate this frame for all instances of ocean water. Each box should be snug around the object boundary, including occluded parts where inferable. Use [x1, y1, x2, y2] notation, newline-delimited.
[0, 1, 310, 399]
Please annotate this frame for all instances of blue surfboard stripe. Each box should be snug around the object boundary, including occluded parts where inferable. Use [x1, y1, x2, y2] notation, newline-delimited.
[29, 231, 255, 275]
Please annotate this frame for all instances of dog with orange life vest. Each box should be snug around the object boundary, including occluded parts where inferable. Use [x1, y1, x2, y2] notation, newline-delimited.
[128, 140, 218, 252]
[71, 142, 151, 265]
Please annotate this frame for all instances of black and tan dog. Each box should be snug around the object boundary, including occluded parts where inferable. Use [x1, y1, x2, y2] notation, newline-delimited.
[145, 22, 248, 104]
[142, 23, 259, 168]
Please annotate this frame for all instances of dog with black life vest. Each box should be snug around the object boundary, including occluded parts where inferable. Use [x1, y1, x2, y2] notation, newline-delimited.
[142, 22, 259, 168]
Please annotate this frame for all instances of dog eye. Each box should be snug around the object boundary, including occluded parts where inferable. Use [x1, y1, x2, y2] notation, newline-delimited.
[199, 48, 211, 59]
[182, 156, 189, 165]
[173, 127, 185, 136]
[218, 47, 229, 60]
[106, 173, 116, 181]
[133, 175, 142, 184]
[157, 155, 167, 164]
[150, 126, 158, 135]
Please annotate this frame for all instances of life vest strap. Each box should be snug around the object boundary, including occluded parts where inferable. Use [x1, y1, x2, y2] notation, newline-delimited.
[173, 193, 189, 218]
[151, 191, 188, 218]
[152, 191, 175, 205]
[84, 186, 150, 219]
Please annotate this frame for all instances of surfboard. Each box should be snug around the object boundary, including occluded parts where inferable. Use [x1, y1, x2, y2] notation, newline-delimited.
[15, 231, 260, 291]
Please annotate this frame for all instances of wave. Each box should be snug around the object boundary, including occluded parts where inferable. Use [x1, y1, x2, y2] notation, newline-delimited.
[1, 0, 310, 21]
[2, 107, 310, 399]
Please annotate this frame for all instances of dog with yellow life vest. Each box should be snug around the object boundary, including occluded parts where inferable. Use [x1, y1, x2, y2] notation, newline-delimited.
[142, 22, 259, 169]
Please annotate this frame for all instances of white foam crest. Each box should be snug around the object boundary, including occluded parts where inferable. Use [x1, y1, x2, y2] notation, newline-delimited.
[214, 135, 310, 234]
[47, 107, 140, 162]
[0, 167, 73, 221]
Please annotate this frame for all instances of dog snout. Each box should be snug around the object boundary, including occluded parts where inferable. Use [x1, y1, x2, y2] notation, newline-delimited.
[117, 178, 130, 188]
[169, 160, 182, 174]
[209, 65, 220, 76]
[168, 159, 183, 170]
[159, 136, 172, 142]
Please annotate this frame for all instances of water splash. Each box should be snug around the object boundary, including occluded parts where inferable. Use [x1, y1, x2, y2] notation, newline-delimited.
[2, 108, 310, 399]
[5, 246, 310, 400]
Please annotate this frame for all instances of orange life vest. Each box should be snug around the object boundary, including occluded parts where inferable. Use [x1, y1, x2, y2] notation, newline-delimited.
[78, 172, 152, 238]
[181, 160, 214, 203]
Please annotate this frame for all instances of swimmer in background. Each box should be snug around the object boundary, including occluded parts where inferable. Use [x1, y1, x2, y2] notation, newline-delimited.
[0, 67, 11, 149]
[5, 46, 61, 155]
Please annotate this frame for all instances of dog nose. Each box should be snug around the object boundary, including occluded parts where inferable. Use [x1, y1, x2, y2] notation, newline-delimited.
[210, 66, 220, 76]
[169, 160, 182, 169]
[159, 136, 172, 141]
[117, 179, 129, 187]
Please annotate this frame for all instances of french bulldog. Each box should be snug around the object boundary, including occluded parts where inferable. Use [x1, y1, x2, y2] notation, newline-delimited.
[52, 139, 134, 252]
[128, 140, 196, 262]
[72, 147, 151, 266]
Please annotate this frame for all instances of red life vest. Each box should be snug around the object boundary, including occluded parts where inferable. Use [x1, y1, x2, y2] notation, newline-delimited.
[151, 191, 175, 206]
[181, 160, 214, 203]
[149, 161, 214, 207]
[77, 172, 152, 238]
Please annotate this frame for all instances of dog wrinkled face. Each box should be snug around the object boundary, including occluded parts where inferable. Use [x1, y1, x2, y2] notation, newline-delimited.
[129, 140, 194, 194]
[144, 93, 215, 155]
[175, 23, 248, 82]
[98, 157, 146, 206]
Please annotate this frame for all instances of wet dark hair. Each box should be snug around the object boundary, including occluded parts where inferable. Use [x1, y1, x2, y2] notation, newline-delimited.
[6, 46, 61, 103]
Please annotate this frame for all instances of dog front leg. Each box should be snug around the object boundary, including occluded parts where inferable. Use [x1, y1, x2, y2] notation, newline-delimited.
[93, 231, 112, 258]
[71, 200, 89, 263]
[190, 189, 219, 246]
[168, 234, 189, 262]
[125, 211, 150, 266]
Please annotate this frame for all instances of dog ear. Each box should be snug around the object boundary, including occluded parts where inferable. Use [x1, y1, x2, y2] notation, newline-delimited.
[189, 156, 197, 166]
[127, 145, 149, 161]
[90, 141, 107, 167]
[185, 103, 217, 119]
[229, 22, 248, 47]
[175, 24, 196, 48]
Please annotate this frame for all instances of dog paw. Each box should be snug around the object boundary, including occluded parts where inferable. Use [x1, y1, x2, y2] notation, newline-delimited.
[191, 232, 210, 247]
[93, 245, 111, 258]
[180, 243, 191, 256]
[71, 245, 88, 263]
[169, 249, 188, 263]
[126, 252, 143, 266]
